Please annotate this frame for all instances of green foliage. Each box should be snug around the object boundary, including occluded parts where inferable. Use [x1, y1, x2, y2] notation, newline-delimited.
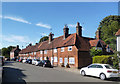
[39, 36, 49, 43]
[90, 47, 103, 57]
[93, 55, 112, 64]
[111, 52, 119, 69]
[98, 15, 120, 50]
[93, 54, 119, 69]
[2, 46, 15, 58]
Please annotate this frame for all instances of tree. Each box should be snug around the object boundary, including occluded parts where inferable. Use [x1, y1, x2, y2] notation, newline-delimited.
[39, 36, 49, 43]
[90, 47, 103, 57]
[1, 46, 15, 58]
[98, 15, 120, 50]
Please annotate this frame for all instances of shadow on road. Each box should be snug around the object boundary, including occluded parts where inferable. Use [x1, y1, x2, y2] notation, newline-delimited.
[3, 61, 15, 66]
[85, 75, 120, 82]
[2, 66, 26, 84]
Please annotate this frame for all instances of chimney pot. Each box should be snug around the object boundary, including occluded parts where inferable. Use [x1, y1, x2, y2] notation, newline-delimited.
[63, 24, 69, 39]
[76, 22, 82, 37]
[49, 32, 54, 43]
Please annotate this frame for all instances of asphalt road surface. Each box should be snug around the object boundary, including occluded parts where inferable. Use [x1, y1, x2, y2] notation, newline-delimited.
[2, 61, 120, 83]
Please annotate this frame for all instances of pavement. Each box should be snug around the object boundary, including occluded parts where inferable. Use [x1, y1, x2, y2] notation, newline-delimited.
[2, 61, 120, 83]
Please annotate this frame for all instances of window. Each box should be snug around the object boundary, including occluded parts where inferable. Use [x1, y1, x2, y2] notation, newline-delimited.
[34, 52, 36, 55]
[104, 65, 113, 69]
[61, 47, 64, 52]
[88, 65, 97, 68]
[59, 58, 62, 63]
[69, 57, 75, 64]
[96, 65, 103, 68]
[106, 48, 110, 52]
[44, 57, 47, 60]
[44, 50, 47, 54]
[40, 51, 43, 54]
[54, 57, 58, 62]
[54, 48, 57, 53]
[40, 57, 42, 60]
[96, 47, 102, 50]
[68, 46, 72, 51]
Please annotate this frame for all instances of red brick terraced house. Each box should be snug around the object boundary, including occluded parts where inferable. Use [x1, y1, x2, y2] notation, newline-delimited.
[19, 22, 112, 68]
[10, 45, 21, 59]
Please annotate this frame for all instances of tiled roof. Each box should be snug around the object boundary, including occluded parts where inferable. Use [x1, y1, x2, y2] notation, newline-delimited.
[38, 33, 76, 50]
[20, 33, 109, 54]
[20, 33, 95, 54]
[11, 48, 17, 52]
[89, 39, 106, 47]
[115, 29, 120, 36]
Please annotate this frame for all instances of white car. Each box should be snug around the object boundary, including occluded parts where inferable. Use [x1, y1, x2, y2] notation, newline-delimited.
[22, 59, 27, 63]
[32, 59, 41, 66]
[80, 64, 119, 80]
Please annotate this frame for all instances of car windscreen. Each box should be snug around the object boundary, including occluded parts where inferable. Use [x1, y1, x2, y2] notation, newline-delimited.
[104, 65, 113, 69]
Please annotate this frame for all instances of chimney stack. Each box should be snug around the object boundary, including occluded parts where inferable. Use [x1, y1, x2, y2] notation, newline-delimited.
[49, 32, 54, 43]
[63, 24, 69, 39]
[29, 43, 32, 46]
[76, 22, 82, 37]
[17, 45, 19, 49]
[96, 29, 101, 39]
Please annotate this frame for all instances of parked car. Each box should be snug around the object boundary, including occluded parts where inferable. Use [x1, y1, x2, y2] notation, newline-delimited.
[16, 59, 19, 62]
[26, 59, 32, 64]
[22, 59, 27, 63]
[32, 59, 41, 66]
[80, 64, 119, 80]
[38, 60, 51, 67]
[19, 59, 23, 62]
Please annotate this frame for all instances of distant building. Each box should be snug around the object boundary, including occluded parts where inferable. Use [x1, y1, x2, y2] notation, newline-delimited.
[19, 22, 112, 68]
[10, 45, 21, 59]
[116, 29, 120, 56]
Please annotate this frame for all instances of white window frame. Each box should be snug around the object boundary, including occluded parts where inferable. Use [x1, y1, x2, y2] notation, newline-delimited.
[68, 46, 72, 51]
[34, 52, 36, 55]
[40, 51, 43, 54]
[40, 57, 42, 60]
[69, 57, 75, 64]
[44, 50, 47, 54]
[59, 58, 62, 63]
[61, 47, 64, 52]
[54, 57, 58, 62]
[54, 48, 57, 53]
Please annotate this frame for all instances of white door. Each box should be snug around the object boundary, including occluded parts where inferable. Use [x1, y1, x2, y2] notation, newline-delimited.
[64, 58, 68, 66]
[51, 57, 53, 65]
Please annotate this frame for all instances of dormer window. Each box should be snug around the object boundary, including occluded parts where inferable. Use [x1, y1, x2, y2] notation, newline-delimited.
[54, 48, 57, 53]
[61, 47, 64, 52]
[68, 46, 72, 51]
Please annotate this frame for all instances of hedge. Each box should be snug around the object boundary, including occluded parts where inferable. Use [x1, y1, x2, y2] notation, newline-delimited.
[92, 55, 112, 64]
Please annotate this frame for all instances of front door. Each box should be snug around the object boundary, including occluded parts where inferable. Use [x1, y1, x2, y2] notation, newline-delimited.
[51, 57, 53, 65]
[64, 58, 68, 66]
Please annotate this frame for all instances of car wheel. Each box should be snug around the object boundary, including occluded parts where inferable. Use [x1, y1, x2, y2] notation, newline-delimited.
[81, 70, 86, 76]
[100, 73, 106, 80]
[43, 65, 45, 67]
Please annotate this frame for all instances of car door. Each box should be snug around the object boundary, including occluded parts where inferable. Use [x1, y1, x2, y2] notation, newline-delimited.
[94, 65, 104, 77]
[87, 64, 97, 76]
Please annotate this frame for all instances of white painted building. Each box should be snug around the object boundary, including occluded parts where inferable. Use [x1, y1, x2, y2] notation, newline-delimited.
[116, 29, 120, 56]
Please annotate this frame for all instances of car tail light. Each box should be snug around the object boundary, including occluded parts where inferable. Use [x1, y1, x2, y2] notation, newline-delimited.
[107, 70, 112, 73]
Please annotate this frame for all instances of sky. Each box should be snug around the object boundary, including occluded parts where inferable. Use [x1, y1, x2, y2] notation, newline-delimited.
[1, 2, 118, 49]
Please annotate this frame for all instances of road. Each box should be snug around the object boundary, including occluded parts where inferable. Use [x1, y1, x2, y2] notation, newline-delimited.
[2, 61, 120, 83]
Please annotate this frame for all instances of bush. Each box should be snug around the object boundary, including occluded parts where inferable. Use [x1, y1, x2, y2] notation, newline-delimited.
[90, 47, 103, 57]
[93, 55, 112, 64]
[93, 54, 119, 69]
